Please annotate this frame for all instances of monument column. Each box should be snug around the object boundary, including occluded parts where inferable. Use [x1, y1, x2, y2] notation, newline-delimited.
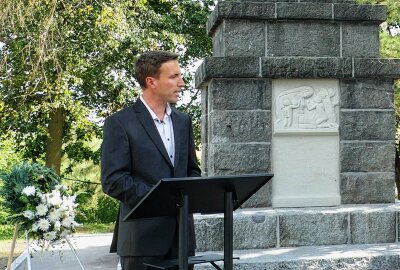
[196, 0, 400, 207]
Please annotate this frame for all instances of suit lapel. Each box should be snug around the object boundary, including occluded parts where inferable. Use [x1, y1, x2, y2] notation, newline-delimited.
[171, 109, 181, 169]
[133, 99, 173, 168]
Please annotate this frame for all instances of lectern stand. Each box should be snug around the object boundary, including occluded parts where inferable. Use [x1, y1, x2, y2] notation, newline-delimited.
[123, 173, 273, 270]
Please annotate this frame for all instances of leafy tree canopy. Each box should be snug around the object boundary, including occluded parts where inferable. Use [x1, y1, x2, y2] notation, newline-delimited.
[0, 0, 212, 173]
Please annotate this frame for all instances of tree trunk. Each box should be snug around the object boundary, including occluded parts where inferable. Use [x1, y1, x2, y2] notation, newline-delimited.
[45, 107, 64, 175]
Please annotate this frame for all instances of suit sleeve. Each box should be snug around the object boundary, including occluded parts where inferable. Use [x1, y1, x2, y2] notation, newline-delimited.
[101, 116, 151, 206]
[187, 116, 201, 177]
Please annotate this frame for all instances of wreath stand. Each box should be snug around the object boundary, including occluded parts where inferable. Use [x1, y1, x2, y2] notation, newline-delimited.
[6, 224, 19, 270]
[6, 224, 85, 270]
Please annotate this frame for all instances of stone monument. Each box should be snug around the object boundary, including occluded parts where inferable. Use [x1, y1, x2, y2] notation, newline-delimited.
[196, 0, 398, 208]
[194, 0, 400, 268]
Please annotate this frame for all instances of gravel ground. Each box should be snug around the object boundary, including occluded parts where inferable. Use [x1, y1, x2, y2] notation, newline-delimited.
[0, 239, 25, 270]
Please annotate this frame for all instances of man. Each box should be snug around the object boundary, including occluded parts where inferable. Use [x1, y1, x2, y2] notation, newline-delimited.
[101, 51, 201, 269]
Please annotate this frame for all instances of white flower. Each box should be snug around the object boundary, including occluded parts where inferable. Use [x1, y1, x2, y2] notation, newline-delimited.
[44, 231, 57, 241]
[61, 217, 73, 228]
[70, 220, 81, 228]
[23, 210, 35, 220]
[60, 230, 71, 238]
[54, 221, 61, 231]
[22, 186, 36, 196]
[17, 184, 80, 246]
[47, 190, 63, 206]
[48, 209, 61, 223]
[55, 184, 68, 191]
[63, 195, 77, 209]
[36, 204, 48, 216]
[31, 222, 39, 232]
[38, 193, 46, 204]
[60, 209, 70, 219]
[37, 218, 50, 231]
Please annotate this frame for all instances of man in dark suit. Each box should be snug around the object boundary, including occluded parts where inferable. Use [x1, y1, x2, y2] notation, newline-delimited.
[101, 51, 201, 269]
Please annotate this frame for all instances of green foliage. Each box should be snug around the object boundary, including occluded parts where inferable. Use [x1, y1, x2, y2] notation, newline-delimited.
[75, 222, 114, 234]
[380, 31, 400, 58]
[61, 155, 118, 224]
[0, 222, 115, 240]
[94, 195, 119, 224]
[0, 162, 60, 216]
[0, 197, 10, 225]
[0, 139, 23, 172]
[0, 224, 19, 240]
[73, 191, 118, 224]
[0, 0, 212, 172]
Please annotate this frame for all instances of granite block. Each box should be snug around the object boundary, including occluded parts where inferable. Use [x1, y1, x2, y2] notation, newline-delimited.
[340, 110, 395, 141]
[276, 3, 332, 20]
[262, 57, 352, 78]
[209, 79, 271, 110]
[201, 143, 208, 176]
[212, 26, 224, 57]
[207, 2, 275, 36]
[233, 214, 277, 249]
[266, 22, 340, 57]
[334, 4, 387, 22]
[209, 143, 271, 175]
[280, 213, 348, 246]
[201, 115, 208, 144]
[341, 172, 395, 204]
[195, 57, 260, 88]
[242, 181, 273, 208]
[353, 58, 400, 78]
[341, 23, 380, 58]
[340, 142, 395, 172]
[340, 79, 394, 109]
[195, 216, 224, 251]
[223, 20, 265, 57]
[210, 110, 272, 143]
[351, 211, 396, 244]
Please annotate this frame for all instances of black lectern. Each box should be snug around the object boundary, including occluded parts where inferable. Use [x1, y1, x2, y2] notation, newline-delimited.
[123, 173, 273, 270]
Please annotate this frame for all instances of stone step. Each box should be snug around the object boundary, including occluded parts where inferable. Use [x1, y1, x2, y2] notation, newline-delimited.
[194, 243, 400, 270]
[194, 203, 400, 252]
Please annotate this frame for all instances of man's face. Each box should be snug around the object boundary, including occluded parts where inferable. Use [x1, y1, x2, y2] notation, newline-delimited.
[150, 60, 185, 104]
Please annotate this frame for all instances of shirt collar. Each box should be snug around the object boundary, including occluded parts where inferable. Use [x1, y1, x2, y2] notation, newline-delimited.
[140, 96, 172, 121]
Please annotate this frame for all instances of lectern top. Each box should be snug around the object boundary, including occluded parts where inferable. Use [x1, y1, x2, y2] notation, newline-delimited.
[124, 173, 273, 221]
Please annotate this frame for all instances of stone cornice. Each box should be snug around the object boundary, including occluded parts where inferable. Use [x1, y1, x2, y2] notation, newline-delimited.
[207, 2, 387, 36]
[195, 57, 400, 88]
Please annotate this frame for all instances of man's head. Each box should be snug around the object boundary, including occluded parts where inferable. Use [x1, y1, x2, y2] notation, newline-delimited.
[135, 51, 185, 104]
[135, 51, 179, 89]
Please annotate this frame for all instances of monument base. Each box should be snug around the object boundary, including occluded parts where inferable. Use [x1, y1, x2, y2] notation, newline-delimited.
[272, 195, 341, 208]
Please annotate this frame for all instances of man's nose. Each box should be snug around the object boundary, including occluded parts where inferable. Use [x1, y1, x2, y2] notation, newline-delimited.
[178, 77, 185, 87]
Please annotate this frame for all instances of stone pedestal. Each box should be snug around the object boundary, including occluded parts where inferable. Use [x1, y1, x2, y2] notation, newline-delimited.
[196, 0, 400, 207]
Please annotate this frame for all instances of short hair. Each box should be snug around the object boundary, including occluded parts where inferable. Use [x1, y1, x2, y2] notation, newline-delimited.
[134, 51, 179, 88]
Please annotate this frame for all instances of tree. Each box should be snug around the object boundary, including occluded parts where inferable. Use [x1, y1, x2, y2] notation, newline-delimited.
[0, 0, 212, 174]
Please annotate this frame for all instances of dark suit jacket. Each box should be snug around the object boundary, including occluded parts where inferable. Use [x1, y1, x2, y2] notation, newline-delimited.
[101, 99, 201, 257]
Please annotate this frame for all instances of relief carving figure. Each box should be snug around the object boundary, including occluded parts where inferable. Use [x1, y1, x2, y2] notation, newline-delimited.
[281, 98, 301, 127]
[275, 86, 339, 130]
[323, 88, 339, 124]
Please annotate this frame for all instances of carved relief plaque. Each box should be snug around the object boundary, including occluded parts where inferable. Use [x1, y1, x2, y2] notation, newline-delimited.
[273, 80, 339, 134]
[272, 79, 340, 207]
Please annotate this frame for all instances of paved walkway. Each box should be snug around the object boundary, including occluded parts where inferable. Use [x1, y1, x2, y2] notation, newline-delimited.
[29, 234, 119, 270]
[14, 233, 400, 270]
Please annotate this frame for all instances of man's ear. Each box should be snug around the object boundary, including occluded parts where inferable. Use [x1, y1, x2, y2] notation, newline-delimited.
[145, 77, 157, 89]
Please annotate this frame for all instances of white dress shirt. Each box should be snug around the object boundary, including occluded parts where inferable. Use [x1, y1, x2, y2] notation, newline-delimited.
[140, 96, 175, 166]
